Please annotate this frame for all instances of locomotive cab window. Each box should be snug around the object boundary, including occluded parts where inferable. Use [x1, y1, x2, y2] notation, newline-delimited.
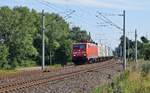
[73, 44, 86, 50]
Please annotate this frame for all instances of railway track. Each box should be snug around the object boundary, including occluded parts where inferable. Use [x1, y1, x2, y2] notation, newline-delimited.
[0, 65, 75, 85]
[0, 59, 120, 93]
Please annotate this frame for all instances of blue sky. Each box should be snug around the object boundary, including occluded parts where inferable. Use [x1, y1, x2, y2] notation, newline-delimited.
[0, 0, 150, 49]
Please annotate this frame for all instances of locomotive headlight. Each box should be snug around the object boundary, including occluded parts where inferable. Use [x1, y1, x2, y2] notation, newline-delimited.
[83, 53, 86, 56]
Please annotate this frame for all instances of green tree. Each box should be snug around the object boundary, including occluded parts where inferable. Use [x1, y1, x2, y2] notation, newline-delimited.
[0, 6, 92, 69]
[54, 39, 72, 66]
[116, 35, 150, 60]
[0, 6, 38, 68]
[140, 36, 150, 60]
[0, 44, 9, 69]
[141, 36, 149, 43]
[69, 27, 91, 42]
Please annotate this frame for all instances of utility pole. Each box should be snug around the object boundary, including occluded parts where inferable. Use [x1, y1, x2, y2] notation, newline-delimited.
[42, 9, 45, 70]
[135, 29, 137, 64]
[127, 36, 130, 61]
[96, 10, 126, 70]
[123, 10, 126, 70]
[120, 45, 122, 58]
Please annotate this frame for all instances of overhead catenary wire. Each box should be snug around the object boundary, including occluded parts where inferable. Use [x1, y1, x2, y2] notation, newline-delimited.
[97, 12, 123, 31]
[96, 11, 126, 70]
[95, 15, 122, 42]
[67, 7, 100, 27]
[38, 0, 63, 13]
[37, 0, 121, 52]
[64, 10, 76, 20]
[38, 0, 76, 20]
[96, 12, 123, 16]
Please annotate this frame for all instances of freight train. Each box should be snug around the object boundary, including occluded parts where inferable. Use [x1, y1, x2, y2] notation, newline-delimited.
[72, 42, 113, 65]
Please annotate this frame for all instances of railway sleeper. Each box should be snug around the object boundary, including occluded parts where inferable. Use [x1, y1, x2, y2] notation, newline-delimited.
[0, 60, 116, 93]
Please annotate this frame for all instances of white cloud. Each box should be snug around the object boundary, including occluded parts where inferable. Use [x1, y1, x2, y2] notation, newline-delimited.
[44, 0, 113, 8]
[43, 0, 147, 10]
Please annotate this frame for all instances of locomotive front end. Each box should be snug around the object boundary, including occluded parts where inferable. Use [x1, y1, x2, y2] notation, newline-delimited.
[72, 43, 87, 65]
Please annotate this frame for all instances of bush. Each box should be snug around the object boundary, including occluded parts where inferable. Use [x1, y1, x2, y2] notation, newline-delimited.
[92, 68, 150, 93]
[141, 62, 150, 76]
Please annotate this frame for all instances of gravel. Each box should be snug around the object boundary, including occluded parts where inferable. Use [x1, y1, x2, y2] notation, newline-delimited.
[13, 60, 123, 93]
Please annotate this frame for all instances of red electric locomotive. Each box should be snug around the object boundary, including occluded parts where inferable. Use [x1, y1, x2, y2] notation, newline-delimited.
[72, 43, 98, 65]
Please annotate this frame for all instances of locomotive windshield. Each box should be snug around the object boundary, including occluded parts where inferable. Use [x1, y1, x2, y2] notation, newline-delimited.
[73, 44, 86, 50]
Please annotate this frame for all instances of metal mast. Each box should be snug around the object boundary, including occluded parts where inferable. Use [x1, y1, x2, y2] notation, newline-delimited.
[42, 10, 45, 70]
[135, 29, 137, 64]
[123, 10, 126, 70]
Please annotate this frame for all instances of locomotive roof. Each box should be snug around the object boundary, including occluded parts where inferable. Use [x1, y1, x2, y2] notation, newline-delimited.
[73, 42, 97, 45]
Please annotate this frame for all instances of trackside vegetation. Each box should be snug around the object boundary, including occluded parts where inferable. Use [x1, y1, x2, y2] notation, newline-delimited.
[0, 70, 19, 76]
[92, 60, 150, 93]
[0, 6, 91, 69]
[115, 36, 150, 61]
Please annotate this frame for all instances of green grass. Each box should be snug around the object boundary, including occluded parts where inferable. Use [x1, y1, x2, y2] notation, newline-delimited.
[50, 64, 62, 68]
[0, 64, 62, 77]
[92, 60, 150, 93]
[0, 70, 19, 76]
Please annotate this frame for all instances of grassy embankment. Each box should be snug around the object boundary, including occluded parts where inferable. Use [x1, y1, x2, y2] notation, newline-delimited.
[0, 70, 19, 76]
[0, 64, 62, 76]
[92, 60, 150, 93]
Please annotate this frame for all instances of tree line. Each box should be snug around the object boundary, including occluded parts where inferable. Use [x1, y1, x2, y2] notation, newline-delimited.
[0, 6, 91, 69]
[115, 36, 150, 60]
